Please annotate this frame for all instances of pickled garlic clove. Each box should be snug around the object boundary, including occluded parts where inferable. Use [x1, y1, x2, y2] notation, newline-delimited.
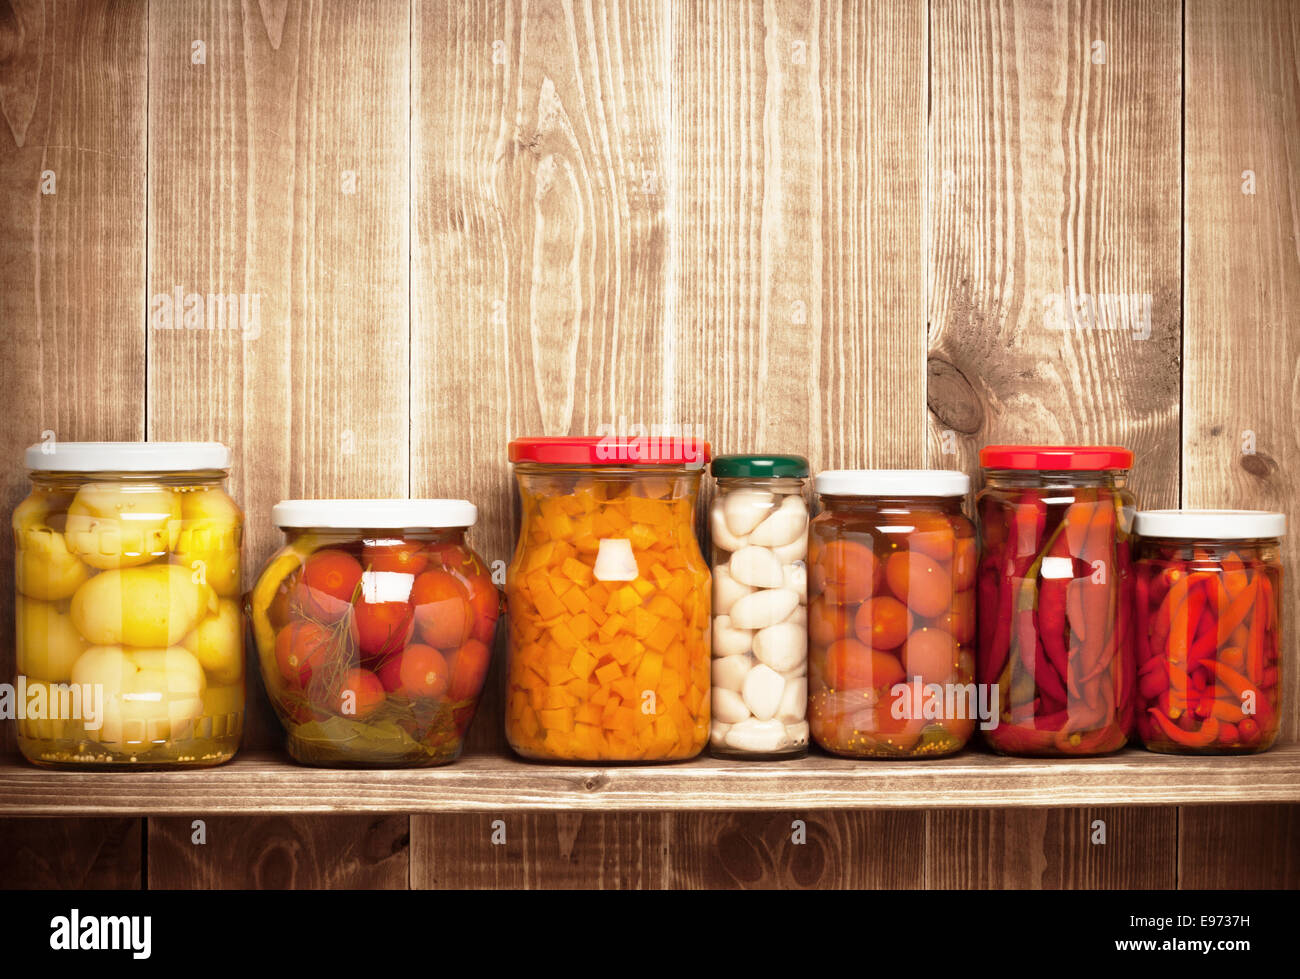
[771, 534, 808, 563]
[728, 587, 800, 629]
[741, 664, 785, 721]
[752, 621, 806, 672]
[711, 653, 754, 692]
[729, 545, 785, 588]
[712, 615, 753, 658]
[786, 720, 811, 746]
[710, 720, 733, 747]
[748, 495, 808, 547]
[593, 537, 638, 581]
[782, 562, 807, 599]
[777, 677, 807, 723]
[712, 564, 752, 616]
[725, 717, 790, 753]
[710, 504, 749, 552]
[723, 488, 774, 537]
[713, 686, 751, 724]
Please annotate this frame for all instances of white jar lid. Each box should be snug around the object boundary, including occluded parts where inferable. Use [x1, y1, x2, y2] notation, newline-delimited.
[271, 498, 478, 529]
[25, 440, 231, 472]
[1135, 509, 1286, 540]
[814, 469, 971, 497]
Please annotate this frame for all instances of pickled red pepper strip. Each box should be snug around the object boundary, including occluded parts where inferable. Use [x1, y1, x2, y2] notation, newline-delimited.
[1149, 708, 1219, 748]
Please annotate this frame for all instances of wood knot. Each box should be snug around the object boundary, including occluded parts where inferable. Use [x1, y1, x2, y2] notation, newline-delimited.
[1240, 452, 1277, 479]
[581, 773, 608, 792]
[926, 356, 985, 434]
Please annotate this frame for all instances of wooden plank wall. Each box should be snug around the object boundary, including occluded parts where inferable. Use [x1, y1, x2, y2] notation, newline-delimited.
[0, 0, 1297, 890]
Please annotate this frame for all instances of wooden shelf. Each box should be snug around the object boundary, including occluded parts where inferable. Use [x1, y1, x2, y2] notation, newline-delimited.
[1, 744, 1297, 815]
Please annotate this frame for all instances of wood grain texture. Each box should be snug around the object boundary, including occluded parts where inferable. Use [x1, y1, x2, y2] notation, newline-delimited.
[412, 810, 925, 888]
[672, 0, 926, 470]
[147, 815, 409, 888]
[927, 806, 1176, 888]
[927, 0, 1182, 508]
[3, 746, 1298, 815]
[1178, 804, 1300, 889]
[147, 0, 411, 748]
[1183, 0, 1300, 742]
[0, 817, 141, 888]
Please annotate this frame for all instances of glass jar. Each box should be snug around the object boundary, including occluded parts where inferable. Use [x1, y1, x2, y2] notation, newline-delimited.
[1134, 510, 1284, 754]
[247, 499, 501, 767]
[976, 445, 1136, 756]
[13, 441, 243, 768]
[708, 454, 811, 759]
[807, 470, 976, 758]
[505, 435, 712, 762]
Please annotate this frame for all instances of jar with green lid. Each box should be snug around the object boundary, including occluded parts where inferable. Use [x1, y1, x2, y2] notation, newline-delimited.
[13, 441, 244, 768]
[709, 454, 810, 758]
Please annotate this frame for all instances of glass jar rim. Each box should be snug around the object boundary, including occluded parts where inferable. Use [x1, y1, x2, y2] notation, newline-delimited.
[1134, 509, 1285, 540]
[272, 499, 477, 529]
[25, 440, 230, 473]
[814, 469, 970, 497]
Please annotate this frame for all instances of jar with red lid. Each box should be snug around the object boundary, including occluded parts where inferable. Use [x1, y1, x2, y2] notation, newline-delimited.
[1134, 509, 1284, 754]
[976, 445, 1137, 756]
[504, 435, 712, 762]
[807, 470, 978, 758]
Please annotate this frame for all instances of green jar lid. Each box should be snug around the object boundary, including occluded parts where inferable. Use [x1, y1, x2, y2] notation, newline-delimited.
[710, 454, 810, 479]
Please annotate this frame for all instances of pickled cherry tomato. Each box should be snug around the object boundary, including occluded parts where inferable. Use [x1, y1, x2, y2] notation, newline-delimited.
[902, 627, 957, 685]
[808, 595, 853, 645]
[410, 570, 472, 650]
[378, 643, 449, 698]
[338, 667, 385, 719]
[952, 536, 977, 591]
[447, 638, 492, 701]
[884, 550, 952, 618]
[363, 541, 429, 576]
[275, 621, 332, 687]
[354, 597, 414, 658]
[824, 637, 904, 691]
[853, 596, 911, 650]
[813, 540, 878, 604]
[462, 571, 502, 644]
[297, 549, 363, 622]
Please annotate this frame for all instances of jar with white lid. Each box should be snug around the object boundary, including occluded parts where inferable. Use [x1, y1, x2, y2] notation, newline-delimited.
[807, 470, 976, 758]
[14, 441, 243, 768]
[708, 454, 811, 759]
[1134, 509, 1285, 754]
[247, 499, 501, 767]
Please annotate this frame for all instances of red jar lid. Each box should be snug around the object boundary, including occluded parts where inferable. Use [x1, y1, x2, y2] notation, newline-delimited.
[979, 444, 1133, 471]
[508, 435, 710, 467]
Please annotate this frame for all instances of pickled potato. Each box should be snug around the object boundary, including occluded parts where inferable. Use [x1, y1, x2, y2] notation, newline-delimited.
[182, 599, 243, 685]
[71, 646, 206, 746]
[174, 487, 242, 596]
[71, 564, 217, 647]
[65, 483, 181, 570]
[15, 596, 86, 682]
[13, 495, 91, 600]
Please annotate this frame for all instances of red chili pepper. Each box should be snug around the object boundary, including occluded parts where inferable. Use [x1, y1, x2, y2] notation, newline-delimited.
[1135, 567, 1153, 664]
[1215, 575, 1257, 643]
[1010, 494, 1047, 572]
[1063, 500, 1098, 560]
[1237, 717, 1261, 747]
[1138, 663, 1168, 700]
[1148, 708, 1219, 748]
[1207, 660, 1274, 733]
[1244, 595, 1266, 686]
[1218, 721, 1239, 745]
[987, 723, 1058, 755]
[981, 573, 1014, 685]
[1032, 708, 1069, 731]
[1054, 722, 1124, 755]
[1221, 550, 1248, 599]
